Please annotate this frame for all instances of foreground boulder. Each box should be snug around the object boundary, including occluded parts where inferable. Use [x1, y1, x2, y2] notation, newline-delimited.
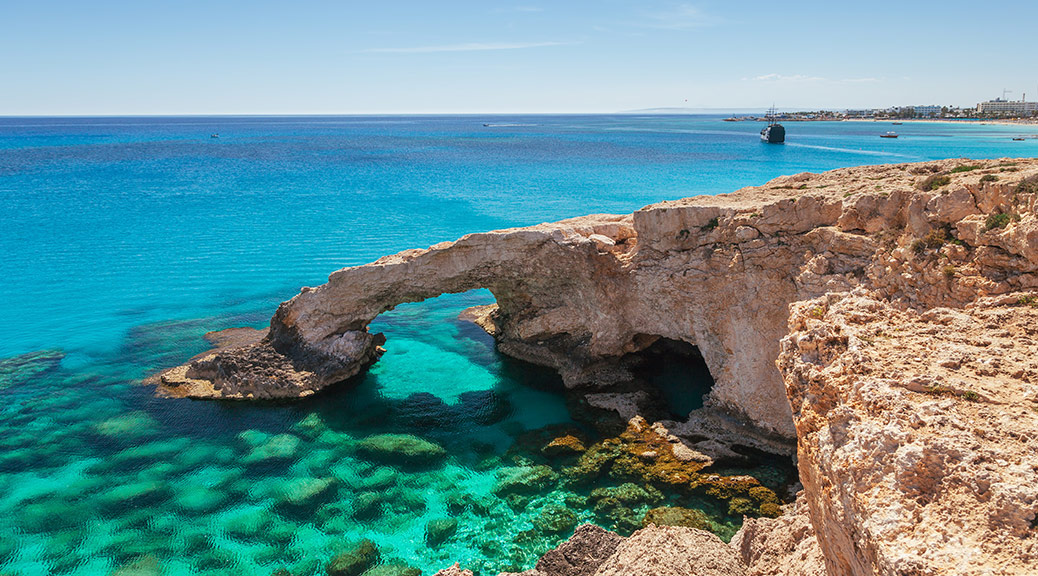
[730, 493, 825, 576]
[594, 524, 746, 576]
[503, 523, 746, 576]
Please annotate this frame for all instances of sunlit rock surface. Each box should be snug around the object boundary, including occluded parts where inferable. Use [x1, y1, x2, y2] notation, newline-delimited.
[157, 158, 1038, 574]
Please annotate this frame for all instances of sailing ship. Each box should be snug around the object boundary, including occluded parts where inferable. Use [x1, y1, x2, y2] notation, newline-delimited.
[760, 107, 785, 144]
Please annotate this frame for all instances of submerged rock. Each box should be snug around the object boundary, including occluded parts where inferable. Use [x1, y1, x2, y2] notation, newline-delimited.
[589, 483, 664, 507]
[492, 465, 559, 496]
[564, 419, 782, 520]
[355, 434, 447, 467]
[94, 411, 160, 440]
[354, 466, 398, 491]
[363, 563, 422, 576]
[110, 555, 162, 576]
[532, 505, 578, 535]
[0, 349, 64, 388]
[424, 517, 459, 547]
[240, 432, 301, 463]
[643, 506, 712, 531]
[292, 412, 329, 439]
[396, 392, 455, 430]
[327, 539, 380, 576]
[457, 389, 512, 425]
[541, 434, 586, 458]
[278, 476, 338, 506]
[351, 492, 384, 520]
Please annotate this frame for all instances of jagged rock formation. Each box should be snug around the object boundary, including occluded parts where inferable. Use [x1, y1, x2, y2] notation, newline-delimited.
[159, 158, 1038, 574]
[780, 291, 1038, 575]
[730, 494, 826, 576]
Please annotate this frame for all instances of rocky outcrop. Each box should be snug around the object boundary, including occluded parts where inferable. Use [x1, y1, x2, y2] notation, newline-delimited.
[730, 493, 826, 576]
[159, 158, 1038, 574]
[593, 524, 746, 576]
[779, 290, 1038, 575]
[529, 523, 623, 576]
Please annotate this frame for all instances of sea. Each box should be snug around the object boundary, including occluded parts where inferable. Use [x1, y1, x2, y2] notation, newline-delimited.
[1, 115, 1036, 575]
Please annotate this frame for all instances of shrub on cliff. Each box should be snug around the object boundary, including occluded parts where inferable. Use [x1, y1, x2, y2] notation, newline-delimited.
[919, 174, 951, 191]
[984, 212, 1014, 231]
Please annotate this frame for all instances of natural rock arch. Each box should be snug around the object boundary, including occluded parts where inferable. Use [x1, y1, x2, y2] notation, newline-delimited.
[160, 159, 1038, 441]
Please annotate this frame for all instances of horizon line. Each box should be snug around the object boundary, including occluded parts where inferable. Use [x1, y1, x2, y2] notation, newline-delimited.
[0, 106, 987, 118]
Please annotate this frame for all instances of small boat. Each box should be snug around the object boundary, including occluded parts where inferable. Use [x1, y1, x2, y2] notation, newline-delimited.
[760, 106, 785, 144]
[1012, 137, 1026, 141]
[210, 133, 220, 138]
[723, 117, 739, 122]
[892, 122, 903, 125]
[880, 132, 899, 139]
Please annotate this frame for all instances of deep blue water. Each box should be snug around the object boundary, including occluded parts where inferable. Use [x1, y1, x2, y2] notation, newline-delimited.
[1, 115, 1036, 575]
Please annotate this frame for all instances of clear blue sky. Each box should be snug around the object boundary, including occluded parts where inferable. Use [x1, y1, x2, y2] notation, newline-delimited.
[2, 0, 1036, 115]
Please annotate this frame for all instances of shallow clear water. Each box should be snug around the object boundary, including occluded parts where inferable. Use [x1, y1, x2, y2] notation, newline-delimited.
[1, 115, 1036, 575]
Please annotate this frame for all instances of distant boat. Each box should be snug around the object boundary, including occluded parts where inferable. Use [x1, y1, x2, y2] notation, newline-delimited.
[760, 107, 785, 144]
[892, 122, 903, 125]
[880, 132, 899, 139]
[210, 134, 220, 138]
[1012, 137, 1026, 141]
[723, 117, 739, 122]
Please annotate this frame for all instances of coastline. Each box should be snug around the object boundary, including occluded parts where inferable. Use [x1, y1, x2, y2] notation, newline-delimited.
[843, 117, 1038, 127]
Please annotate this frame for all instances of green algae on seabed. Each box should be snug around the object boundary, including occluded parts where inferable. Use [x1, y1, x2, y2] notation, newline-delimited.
[0, 292, 795, 576]
[0, 349, 64, 389]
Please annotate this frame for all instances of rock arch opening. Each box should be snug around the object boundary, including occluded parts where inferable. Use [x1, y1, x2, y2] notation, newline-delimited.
[627, 337, 715, 421]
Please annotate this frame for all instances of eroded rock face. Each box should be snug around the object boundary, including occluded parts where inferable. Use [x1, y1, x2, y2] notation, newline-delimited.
[730, 493, 825, 576]
[593, 524, 747, 576]
[533, 523, 624, 576]
[500, 523, 745, 576]
[780, 291, 1038, 575]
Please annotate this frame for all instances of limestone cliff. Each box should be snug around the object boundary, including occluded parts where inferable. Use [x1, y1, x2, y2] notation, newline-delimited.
[780, 291, 1038, 574]
[158, 158, 1038, 574]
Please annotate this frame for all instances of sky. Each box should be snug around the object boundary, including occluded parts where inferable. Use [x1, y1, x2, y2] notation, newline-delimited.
[1, 0, 1037, 115]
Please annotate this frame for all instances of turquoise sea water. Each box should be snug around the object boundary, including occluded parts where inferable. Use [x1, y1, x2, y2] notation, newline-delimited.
[2, 115, 1037, 575]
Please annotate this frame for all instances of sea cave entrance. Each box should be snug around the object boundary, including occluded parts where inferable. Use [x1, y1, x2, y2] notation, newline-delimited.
[627, 337, 716, 421]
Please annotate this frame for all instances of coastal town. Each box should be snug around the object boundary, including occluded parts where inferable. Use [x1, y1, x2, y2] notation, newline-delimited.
[726, 94, 1038, 123]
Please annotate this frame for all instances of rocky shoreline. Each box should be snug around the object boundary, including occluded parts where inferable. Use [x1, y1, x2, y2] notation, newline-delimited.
[158, 157, 1038, 574]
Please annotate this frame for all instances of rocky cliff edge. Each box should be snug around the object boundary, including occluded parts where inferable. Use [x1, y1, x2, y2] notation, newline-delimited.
[158, 158, 1038, 574]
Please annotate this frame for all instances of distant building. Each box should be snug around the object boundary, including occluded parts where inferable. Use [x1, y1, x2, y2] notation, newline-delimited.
[976, 98, 1038, 116]
[913, 105, 942, 117]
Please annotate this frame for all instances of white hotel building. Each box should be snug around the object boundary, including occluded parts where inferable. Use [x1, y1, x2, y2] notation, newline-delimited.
[976, 98, 1038, 116]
